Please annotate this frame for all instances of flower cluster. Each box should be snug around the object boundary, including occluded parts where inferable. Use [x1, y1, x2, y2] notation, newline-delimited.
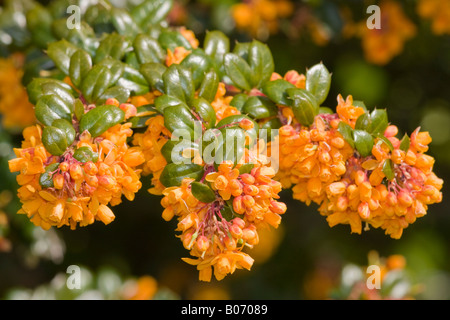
[8, 101, 145, 230]
[272, 90, 443, 239]
[160, 160, 285, 281]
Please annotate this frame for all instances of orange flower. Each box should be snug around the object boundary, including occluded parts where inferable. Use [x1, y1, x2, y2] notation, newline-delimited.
[273, 114, 353, 205]
[132, 115, 171, 195]
[417, 0, 450, 35]
[231, 0, 294, 39]
[358, 0, 416, 65]
[211, 83, 239, 122]
[0, 54, 36, 130]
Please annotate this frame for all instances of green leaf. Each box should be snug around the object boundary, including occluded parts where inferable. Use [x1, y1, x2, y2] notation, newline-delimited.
[262, 79, 296, 106]
[248, 40, 274, 88]
[286, 88, 320, 127]
[39, 163, 60, 188]
[203, 30, 230, 70]
[197, 69, 219, 102]
[260, 118, 283, 140]
[111, 7, 141, 37]
[368, 109, 389, 136]
[163, 105, 196, 138]
[35, 95, 73, 126]
[131, 0, 173, 26]
[355, 113, 371, 131]
[154, 94, 188, 114]
[382, 159, 395, 180]
[192, 98, 216, 129]
[242, 96, 278, 120]
[140, 62, 167, 92]
[74, 99, 85, 121]
[337, 122, 355, 148]
[97, 58, 125, 87]
[158, 29, 192, 51]
[238, 163, 254, 174]
[353, 130, 374, 157]
[27, 79, 75, 106]
[51, 119, 76, 146]
[79, 105, 125, 137]
[46, 39, 79, 75]
[96, 86, 131, 104]
[42, 126, 68, 156]
[180, 49, 213, 89]
[230, 93, 248, 112]
[191, 182, 216, 203]
[319, 107, 334, 114]
[399, 134, 410, 152]
[133, 34, 165, 64]
[306, 63, 332, 105]
[215, 114, 258, 143]
[94, 33, 130, 64]
[223, 53, 252, 92]
[73, 146, 99, 163]
[69, 49, 93, 88]
[353, 100, 367, 111]
[159, 163, 204, 187]
[377, 135, 394, 151]
[80, 65, 113, 103]
[162, 64, 195, 104]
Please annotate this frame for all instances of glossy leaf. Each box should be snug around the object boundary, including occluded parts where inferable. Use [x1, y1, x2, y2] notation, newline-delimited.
[306, 63, 332, 104]
[197, 69, 219, 102]
[242, 96, 278, 120]
[337, 121, 355, 148]
[42, 126, 68, 156]
[191, 182, 216, 203]
[94, 33, 130, 64]
[159, 163, 204, 187]
[133, 34, 165, 64]
[46, 39, 79, 75]
[192, 98, 216, 129]
[163, 64, 195, 104]
[69, 49, 93, 88]
[52, 119, 76, 146]
[39, 163, 60, 188]
[73, 146, 99, 163]
[262, 79, 296, 106]
[79, 105, 125, 137]
[223, 53, 252, 92]
[163, 105, 196, 138]
[158, 29, 192, 51]
[399, 134, 410, 152]
[368, 109, 389, 136]
[80, 65, 113, 103]
[353, 130, 374, 157]
[382, 159, 395, 180]
[286, 88, 319, 127]
[140, 62, 167, 92]
[248, 40, 274, 88]
[35, 95, 73, 126]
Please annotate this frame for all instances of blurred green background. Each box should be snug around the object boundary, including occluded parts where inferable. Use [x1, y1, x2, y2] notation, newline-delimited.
[0, 0, 449, 299]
